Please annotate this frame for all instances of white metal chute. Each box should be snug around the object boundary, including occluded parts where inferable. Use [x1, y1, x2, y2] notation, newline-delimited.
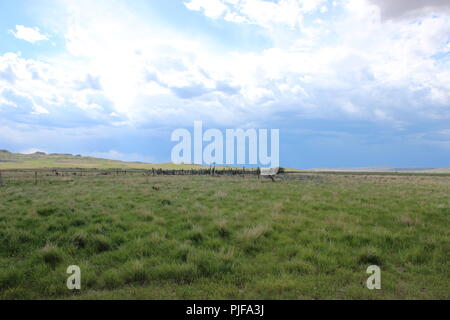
[259, 167, 280, 176]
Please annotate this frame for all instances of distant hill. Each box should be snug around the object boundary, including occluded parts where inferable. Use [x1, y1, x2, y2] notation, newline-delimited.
[425, 167, 450, 173]
[1, 149, 448, 172]
[309, 166, 450, 173]
[0, 150, 208, 170]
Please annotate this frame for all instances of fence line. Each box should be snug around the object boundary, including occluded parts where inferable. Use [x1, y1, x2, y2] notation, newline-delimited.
[0, 167, 288, 185]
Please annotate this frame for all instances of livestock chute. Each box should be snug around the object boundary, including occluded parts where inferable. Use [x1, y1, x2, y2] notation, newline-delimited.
[259, 167, 280, 176]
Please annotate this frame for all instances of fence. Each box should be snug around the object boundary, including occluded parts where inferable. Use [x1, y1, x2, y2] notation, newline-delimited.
[0, 167, 289, 185]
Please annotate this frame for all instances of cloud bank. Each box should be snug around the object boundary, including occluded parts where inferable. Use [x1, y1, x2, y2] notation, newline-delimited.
[369, 0, 450, 20]
[1, 0, 450, 166]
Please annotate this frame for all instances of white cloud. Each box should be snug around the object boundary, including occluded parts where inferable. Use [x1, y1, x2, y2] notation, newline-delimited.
[0, 52, 120, 124]
[9, 25, 49, 43]
[21, 148, 48, 154]
[2, 0, 449, 131]
[184, 0, 327, 29]
[184, 0, 228, 18]
[88, 150, 156, 163]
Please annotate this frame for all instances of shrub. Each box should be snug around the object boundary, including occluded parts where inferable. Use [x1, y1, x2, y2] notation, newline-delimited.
[36, 207, 58, 217]
[160, 199, 172, 206]
[72, 232, 88, 249]
[40, 244, 63, 268]
[357, 249, 383, 266]
[91, 234, 112, 253]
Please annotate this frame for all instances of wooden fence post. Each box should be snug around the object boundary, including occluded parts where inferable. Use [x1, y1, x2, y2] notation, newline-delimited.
[35, 171, 38, 185]
[0, 170, 3, 187]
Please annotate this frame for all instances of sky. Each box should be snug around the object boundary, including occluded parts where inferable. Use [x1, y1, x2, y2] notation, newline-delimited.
[0, 0, 449, 169]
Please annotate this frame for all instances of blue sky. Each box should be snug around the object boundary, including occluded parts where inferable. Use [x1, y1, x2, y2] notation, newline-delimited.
[0, 0, 450, 168]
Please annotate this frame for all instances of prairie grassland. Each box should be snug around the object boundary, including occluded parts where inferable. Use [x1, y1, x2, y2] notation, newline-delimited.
[0, 150, 234, 170]
[0, 172, 449, 299]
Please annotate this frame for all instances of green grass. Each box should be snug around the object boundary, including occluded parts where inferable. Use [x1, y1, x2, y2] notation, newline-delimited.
[0, 173, 449, 299]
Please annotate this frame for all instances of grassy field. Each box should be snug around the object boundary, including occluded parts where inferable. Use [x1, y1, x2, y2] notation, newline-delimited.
[0, 171, 449, 299]
[0, 150, 216, 170]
